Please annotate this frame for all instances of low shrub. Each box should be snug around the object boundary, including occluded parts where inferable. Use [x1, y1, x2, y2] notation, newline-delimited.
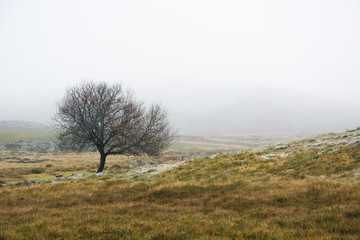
[30, 168, 45, 174]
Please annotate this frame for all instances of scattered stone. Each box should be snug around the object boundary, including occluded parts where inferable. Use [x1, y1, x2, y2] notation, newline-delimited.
[275, 145, 288, 150]
[0, 140, 59, 152]
[94, 172, 107, 176]
[311, 143, 322, 147]
[261, 154, 278, 160]
[347, 140, 360, 145]
[9, 159, 44, 164]
[21, 180, 31, 186]
[53, 176, 66, 182]
[68, 173, 87, 179]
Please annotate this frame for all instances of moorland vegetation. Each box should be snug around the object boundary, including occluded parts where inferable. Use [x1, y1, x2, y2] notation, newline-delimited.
[0, 129, 360, 239]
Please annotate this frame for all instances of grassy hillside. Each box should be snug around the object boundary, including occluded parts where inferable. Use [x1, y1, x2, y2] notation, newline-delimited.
[0, 130, 360, 239]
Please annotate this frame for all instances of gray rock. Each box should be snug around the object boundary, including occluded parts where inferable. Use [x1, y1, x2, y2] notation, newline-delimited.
[21, 180, 31, 186]
[311, 143, 322, 147]
[0, 139, 59, 152]
[94, 172, 107, 176]
[51, 177, 65, 183]
[347, 140, 360, 145]
[137, 168, 149, 174]
[53, 176, 66, 182]
[275, 145, 288, 150]
[67, 173, 87, 179]
[261, 153, 278, 160]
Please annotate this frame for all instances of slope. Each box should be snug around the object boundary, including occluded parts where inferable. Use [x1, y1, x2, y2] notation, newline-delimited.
[0, 129, 360, 239]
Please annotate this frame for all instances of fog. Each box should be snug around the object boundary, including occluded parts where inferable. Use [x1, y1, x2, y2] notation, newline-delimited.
[1, 0, 359, 134]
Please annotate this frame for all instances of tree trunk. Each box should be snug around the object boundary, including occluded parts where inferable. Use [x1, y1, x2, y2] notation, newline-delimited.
[97, 153, 107, 173]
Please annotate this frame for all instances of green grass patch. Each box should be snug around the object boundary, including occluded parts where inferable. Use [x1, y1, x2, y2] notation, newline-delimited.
[0, 127, 55, 144]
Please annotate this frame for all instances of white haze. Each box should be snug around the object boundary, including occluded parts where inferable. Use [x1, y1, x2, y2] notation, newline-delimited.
[0, 0, 359, 134]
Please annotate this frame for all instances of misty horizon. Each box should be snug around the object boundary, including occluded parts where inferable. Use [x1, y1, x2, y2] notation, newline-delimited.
[1, 1, 359, 135]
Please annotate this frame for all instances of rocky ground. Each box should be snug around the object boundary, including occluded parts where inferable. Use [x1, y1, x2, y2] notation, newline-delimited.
[1, 128, 360, 187]
[258, 128, 360, 160]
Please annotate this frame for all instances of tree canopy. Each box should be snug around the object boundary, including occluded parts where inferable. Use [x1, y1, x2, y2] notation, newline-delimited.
[54, 81, 174, 172]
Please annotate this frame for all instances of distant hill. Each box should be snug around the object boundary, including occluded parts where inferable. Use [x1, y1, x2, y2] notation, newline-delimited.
[0, 120, 50, 129]
[0, 121, 54, 145]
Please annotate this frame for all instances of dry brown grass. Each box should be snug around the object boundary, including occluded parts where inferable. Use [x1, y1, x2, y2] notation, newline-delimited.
[0, 144, 360, 239]
[1, 177, 360, 239]
[0, 150, 181, 184]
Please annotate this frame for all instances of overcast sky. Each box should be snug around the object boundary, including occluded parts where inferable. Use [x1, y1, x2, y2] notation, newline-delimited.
[0, 0, 359, 134]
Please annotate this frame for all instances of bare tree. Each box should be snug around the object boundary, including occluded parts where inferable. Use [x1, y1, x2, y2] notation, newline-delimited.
[54, 81, 174, 173]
